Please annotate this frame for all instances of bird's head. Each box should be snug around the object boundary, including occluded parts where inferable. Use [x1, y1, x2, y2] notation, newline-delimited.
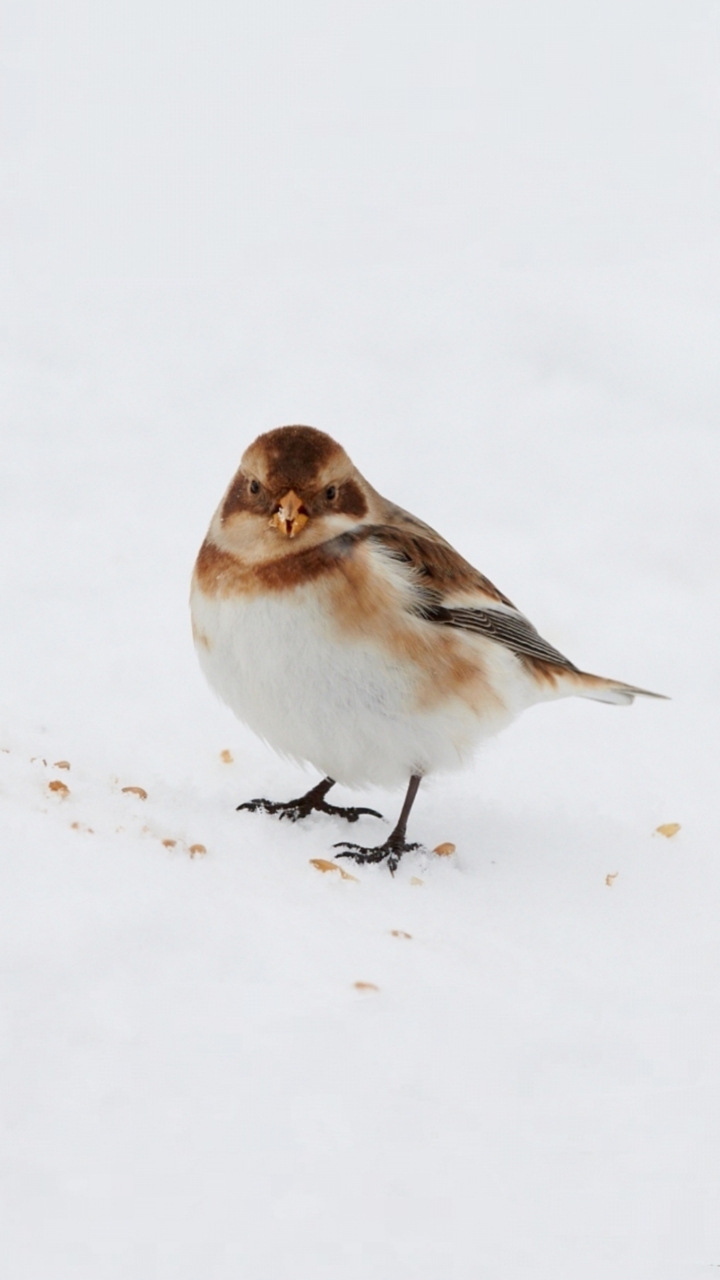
[215, 426, 373, 557]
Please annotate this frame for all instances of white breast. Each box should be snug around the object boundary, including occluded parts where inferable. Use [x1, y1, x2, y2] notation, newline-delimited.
[190, 579, 518, 788]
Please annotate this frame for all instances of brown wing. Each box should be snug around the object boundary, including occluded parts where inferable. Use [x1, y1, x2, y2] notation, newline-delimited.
[357, 518, 516, 608]
[420, 605, 579, 671]
[356, 522, 578, 672]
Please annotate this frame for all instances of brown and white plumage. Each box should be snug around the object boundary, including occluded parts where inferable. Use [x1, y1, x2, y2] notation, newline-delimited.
[191, 425, 665, 869]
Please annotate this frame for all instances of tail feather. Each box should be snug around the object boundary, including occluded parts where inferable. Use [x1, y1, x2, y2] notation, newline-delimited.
[573, 672, 669, 706]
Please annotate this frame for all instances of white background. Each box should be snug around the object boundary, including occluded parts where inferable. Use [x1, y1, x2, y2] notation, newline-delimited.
[1, 3, 719, 1276]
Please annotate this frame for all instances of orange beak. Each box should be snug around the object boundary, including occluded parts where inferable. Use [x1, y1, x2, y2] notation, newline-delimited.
[269, 490, 309, 538]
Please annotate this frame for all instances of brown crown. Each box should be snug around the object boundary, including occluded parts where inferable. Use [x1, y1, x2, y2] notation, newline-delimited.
[244, 425, 347, 494]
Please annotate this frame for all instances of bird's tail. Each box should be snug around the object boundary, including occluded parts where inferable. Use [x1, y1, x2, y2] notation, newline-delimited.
[569, 671, 669, 706]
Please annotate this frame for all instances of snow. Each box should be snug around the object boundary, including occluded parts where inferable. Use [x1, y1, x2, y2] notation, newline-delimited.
[2, 2, 720, 1276]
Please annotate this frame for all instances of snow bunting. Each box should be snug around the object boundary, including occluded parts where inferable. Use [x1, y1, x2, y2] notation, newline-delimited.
[191, 425, 665, 872]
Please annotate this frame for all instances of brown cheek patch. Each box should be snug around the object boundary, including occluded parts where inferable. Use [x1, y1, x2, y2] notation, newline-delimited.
[337, 478, 368, 518]
[221, 471, 253, 521]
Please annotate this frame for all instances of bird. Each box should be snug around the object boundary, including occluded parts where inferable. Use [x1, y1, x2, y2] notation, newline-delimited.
[190, 425, 665, 872]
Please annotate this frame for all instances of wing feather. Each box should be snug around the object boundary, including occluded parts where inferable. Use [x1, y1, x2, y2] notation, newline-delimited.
[422, 605, 579, 671]
[356, 522, 516, 607]
[355, 523, 577, 671]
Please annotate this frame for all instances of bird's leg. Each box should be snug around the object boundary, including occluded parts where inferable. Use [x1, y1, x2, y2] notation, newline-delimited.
[237, 776, 384, 824]
[334, 774, 422, 874]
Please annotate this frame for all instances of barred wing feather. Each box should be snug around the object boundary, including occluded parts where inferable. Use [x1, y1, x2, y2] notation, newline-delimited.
[424, 605, 579, 671]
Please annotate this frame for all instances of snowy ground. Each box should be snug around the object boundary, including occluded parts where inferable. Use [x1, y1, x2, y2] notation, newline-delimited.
[2, 3, 720, 1277]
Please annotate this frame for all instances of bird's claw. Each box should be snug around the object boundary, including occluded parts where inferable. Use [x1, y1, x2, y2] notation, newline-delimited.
[320, 802, 384, 823]
[237, 797, 384, 824]
[236, 797, 303, 820]
[334, 839, 420, 875]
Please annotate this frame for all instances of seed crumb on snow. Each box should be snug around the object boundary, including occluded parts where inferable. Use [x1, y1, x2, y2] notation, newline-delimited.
[390, 930, 412, 939]
[188, 844, 207, 857]
[47, 780, 69, 797]
[606, 872, 619, 886]
[353, 982, 379, 992]
[53, 760, 71, 770]
[654, 823, 681, 838]
[121, 786, 148, 800]
[410, 877, 424, 886]
[219, 749, 233, 763]
[310, 858, 358, 882]
[434, 842, 456, 856]
[162, 838, 177, 848]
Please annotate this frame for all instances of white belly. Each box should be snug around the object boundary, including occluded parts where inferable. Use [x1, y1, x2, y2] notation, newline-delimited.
[190, 582, 515, 788]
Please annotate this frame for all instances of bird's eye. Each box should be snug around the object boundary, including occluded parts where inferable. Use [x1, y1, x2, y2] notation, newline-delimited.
[249, 479, 261, 495]
[325, 485, 337, 501]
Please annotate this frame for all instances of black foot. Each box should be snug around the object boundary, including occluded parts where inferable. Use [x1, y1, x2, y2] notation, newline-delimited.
[334, 838, 420, 875]
[237, 794, 383, 825]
